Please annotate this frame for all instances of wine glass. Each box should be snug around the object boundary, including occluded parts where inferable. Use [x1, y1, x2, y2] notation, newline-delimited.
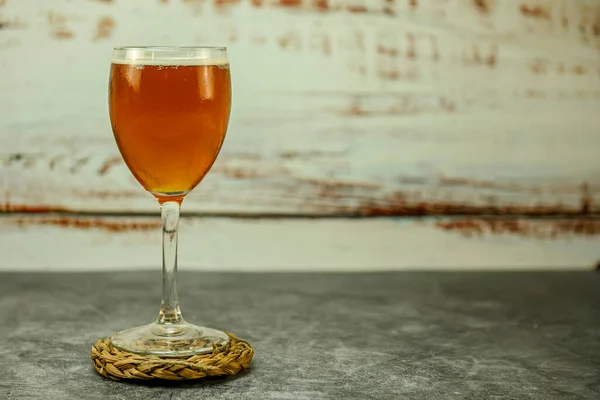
[108, 46, 231, 356]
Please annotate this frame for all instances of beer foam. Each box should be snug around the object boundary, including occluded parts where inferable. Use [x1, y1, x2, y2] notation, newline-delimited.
[112, 47, 229, 66]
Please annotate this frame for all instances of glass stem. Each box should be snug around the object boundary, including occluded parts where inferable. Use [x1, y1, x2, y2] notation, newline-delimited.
[157, 201, 183, 325]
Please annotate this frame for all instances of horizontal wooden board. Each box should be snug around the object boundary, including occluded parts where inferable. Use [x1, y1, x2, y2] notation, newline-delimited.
[0, 215, 598, 270]
[0, 0, 599, 215]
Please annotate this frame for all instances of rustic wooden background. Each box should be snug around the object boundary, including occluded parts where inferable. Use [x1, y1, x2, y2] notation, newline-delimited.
[0, 0, 599, 270]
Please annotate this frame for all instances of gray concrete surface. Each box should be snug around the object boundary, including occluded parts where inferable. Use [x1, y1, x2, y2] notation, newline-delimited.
[0, 271, 599, 399]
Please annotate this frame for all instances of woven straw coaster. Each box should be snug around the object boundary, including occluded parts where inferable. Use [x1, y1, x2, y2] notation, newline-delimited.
[91, 333, 253, 381]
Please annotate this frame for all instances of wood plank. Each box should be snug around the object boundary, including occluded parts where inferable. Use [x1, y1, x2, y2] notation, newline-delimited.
[0, 215, 598, 271]
[0, 0, 599, 214]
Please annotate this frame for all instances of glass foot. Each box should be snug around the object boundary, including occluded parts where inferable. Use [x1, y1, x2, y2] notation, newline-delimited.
[110, 320, 230, 357]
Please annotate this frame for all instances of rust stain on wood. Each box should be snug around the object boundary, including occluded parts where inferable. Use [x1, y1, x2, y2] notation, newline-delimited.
[279, 150, 346, 160]
[214, 0, 241, 8]
[3, 153, 23, 166]
[429, 35, 440, 62]
[486, 45, 497, 67]
[577, 4, 600, 38]
[383, 0, 394, 16]
[47, 12, 74, 39]
[333, 181, 596, 217]
[213, 163, 293, 179]
[530, 58, 548, 74]
[93, 16, 115, 41]
[439, 176, 524, 191]
[1, 188, 597, 218]
[278, 32, 302, 50]
[436, 218, 600, 239]
[465, 44, 497, 68]
[98, 156, 123, 175]
[236, 0, 395, 14]
[309, 28, 331, 55]
[8, 217, 161, 233]
[472, 0, 492, 14]
[356, 200, 590, 217]
[278, 0, 302, 7]
[70, 157, 90, 174]
[23, 156, 37, 169]
[213, 166, 262, 179]
[0, 18, 26, 31]
[335, 95, 455, 117]
[49, 154, 66, 170]
[572, 65, 586, 75]
[347, 4, 368, 14]
[406, 33, 416, 59]
[300, 179, 380, 200]
[519, 4, 551, 20]
[253, 177, 600, 217]
[440, 178, 594, 207]
[581, 183, 593, 214]
[313, 0, 328, 11]
[0, 203, 68, 214]
[377, 44, 398, 57]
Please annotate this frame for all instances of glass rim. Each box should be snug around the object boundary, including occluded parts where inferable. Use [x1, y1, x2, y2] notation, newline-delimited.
[112, 46, 229, 66]
[113, 45, 227, 51]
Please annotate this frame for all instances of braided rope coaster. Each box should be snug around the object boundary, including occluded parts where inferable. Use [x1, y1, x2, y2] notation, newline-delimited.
[91, 333, 253, 381]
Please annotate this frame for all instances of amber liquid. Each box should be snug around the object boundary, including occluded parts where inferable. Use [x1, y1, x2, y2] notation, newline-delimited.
[109, 63, 231, 203]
